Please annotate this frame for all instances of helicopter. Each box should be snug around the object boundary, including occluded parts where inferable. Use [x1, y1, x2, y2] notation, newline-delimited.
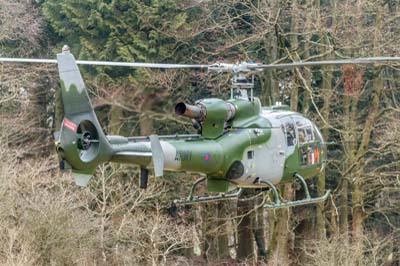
[1, 45, 399, 209]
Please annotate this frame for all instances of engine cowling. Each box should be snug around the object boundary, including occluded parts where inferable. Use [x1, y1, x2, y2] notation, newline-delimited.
[175, 98, 236, 139]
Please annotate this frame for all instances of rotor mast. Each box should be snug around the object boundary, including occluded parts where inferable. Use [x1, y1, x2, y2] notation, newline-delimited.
[207, 61, 262, 101]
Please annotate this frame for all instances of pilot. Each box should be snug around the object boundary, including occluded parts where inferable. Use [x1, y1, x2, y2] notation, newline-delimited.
[286, 123, 295, 146]
[298, 130, 306, 143]
[287, 129, 295, 145]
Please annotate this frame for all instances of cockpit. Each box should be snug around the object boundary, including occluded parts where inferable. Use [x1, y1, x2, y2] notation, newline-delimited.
[280, 115, 323, 166]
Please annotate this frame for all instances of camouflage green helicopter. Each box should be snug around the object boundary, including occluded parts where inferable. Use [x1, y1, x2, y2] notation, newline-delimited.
[1, 46, 399, 208]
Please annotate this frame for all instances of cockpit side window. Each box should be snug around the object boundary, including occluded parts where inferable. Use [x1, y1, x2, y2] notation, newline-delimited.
[312, 123, 324, 142]
[281, 117, 296, 146]
[305, 127, 314, 142]
[294, 116, 314, 144]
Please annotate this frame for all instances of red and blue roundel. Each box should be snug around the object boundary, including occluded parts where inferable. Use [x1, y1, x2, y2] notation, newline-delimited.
[203, 152, 211, 162]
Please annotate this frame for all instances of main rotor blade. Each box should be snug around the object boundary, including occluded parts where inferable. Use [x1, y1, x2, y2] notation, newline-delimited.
[76, 60, 209, 69]
[2, 56, 399, 71]
[253, 56, 400, 70]
[0, 57, 209, 69]
[0, 58, 57, 64]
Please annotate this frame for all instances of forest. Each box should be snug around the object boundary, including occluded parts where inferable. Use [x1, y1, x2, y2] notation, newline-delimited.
[0, 0, 399, 265]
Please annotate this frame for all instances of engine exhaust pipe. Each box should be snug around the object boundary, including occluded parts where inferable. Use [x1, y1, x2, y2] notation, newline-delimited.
[175, 102, 205, 121]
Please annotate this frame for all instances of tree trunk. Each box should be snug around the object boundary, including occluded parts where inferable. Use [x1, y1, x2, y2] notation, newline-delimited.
[339, 178, 349, 238]
[289, 0, 299, 112]
[352, 68, 382, 240]
[203, 205, 217, 260]
[262, 0, 280, 106]
[340, 92, 352, 240]
[316, 33, 333, 240]
[139, 94, 155, 135]
[262, 30, 278, 106]
[254, 196, 267, 262]
[268, 184, 293, 266]
[203, 202, 230, 262]
[216, 202, 230, 259]
[237, 189, 254, 261]
[109, 104, 123, 135]
[350, 3, 384, 240]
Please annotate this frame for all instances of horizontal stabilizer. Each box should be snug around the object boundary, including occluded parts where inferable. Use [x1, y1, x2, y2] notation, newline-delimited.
[72, 171, 93, 187]
[150, 135, 164, 177]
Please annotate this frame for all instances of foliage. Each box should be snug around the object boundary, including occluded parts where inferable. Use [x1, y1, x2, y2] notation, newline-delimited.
[42, 0, 194, 82]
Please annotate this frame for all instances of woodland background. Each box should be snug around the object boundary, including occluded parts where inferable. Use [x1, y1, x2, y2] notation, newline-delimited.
[0, 0, 399, 265]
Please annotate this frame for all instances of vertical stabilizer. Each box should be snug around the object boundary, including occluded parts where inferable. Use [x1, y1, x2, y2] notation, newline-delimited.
[55, 46, 112, 186]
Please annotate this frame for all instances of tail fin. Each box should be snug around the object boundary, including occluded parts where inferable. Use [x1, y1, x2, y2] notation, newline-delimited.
[55, 49, 112, 186]
[149, 135, 164, 177]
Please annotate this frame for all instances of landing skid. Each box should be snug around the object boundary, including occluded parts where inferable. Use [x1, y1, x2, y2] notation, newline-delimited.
[173, 177, 243, 205]
[173, 174, 330, 208]
[261, 173, 331, 209]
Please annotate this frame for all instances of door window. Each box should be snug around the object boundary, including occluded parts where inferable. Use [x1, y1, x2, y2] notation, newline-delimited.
[294, 116, 319, 165]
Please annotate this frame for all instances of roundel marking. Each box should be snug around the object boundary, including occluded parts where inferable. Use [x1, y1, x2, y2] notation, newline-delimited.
[204, 152, 210, 162]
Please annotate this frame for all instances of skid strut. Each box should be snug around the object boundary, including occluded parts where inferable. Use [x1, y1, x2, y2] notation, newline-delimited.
[173, 177, 243, 205]
[173, 174, 330, 208]
[262, 173, 330, 209]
